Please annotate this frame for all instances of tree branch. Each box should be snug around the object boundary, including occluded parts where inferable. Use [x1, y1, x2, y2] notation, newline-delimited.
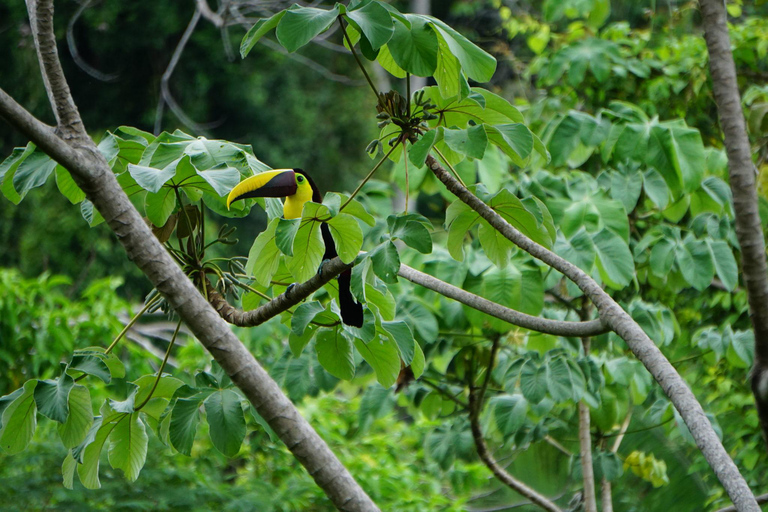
[397, 264, 608, 337]
[25, 0, 88, 142]
[207, 257, 352, 326]
[715, 494, 768, 512]
[423, 153, 760, 511]
[699, 0, 768, 449]
[578, 335, 596, 512]
[466, 340, 563, 512]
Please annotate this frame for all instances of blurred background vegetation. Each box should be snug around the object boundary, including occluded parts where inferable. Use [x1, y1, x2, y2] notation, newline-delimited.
[2, 0, 768, 510]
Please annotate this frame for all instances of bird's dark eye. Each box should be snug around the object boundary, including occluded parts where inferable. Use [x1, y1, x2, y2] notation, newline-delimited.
[297, 175, 304, 182]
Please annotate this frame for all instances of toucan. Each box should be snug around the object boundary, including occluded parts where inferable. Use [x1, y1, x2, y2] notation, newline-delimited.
[227, 169, 364, 327]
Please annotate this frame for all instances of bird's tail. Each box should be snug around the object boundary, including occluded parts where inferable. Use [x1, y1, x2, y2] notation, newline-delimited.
[338, 270, 364, 327]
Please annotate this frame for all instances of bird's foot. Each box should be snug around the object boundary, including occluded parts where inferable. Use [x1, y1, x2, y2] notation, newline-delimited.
[317, 259, 331, 277]
[285, 283, 297, 297]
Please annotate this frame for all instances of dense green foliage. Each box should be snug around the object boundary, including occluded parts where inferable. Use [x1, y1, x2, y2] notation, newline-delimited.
[2, 0, 768, 510]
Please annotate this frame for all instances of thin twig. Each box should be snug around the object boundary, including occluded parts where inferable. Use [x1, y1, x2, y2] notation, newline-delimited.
[340, 142, 400, 211]
[467, 346, 563, 512]
[155, 6, 219, 135]
[66, 0, 118, 82]
[135, 319, 182, 411]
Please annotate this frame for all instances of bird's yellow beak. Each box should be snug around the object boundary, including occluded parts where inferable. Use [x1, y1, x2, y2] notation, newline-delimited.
[226, 169, 297, 210]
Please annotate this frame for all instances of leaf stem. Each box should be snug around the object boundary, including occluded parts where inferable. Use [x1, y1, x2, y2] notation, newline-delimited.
[340, 141, 400, 211]
[105, 297, 160, 355]
[338, 16, 378, 98]
[403, 140, 410, 214]
[135, 319, 181, 411]
[174, 187, 198, 255]
[433, 146, 468, 188]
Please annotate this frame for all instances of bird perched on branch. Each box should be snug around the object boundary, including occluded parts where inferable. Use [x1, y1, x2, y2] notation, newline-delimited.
[227, 169, 364, 327]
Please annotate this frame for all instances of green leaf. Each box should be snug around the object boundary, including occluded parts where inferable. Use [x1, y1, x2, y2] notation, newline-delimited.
[287, 219, 325, 282]
[387, 16, 438, 77]
[316, 329, 356, 380]
[327, 213, 364, 263]
[610, 168, 643, 213]
[78, 413, 121, 489]
[55, 166, 86, 204]
[0, 380, 38, 454]
[34, 369, 75, 423]
[443, 125, 488, 160]
[12, 149, 57, 198]
[144, 188, 177, 227]
[204, 390, 246, 457]
[169, 396, 202, 456]
[133, 375, 185, 406]
[446, 210, 476, 261]
[290, 325, 317, 357]
[387, 213, 433, 254]
[411, 341, 425, 378]
[365, 284, 396, 321]
[345, 1, 393, 49]
[546, 356, 585, 403]
[62, 451, 76, 490]
[485, 124, 534, 165]
[643, 168, 670, 209]
[519, 361, 547, 404]
[194, 166, 241, 197]
[426, 16, 496, 82]
[69, 354, 112, 384]
[593, 228, 634, 289]
[358, 384, 395, 434]
[276, 5, 341, 53]
[493, 394, 528, 437]
[127, 163, 176, 193]
[726, 328, 754, 368]
[241, 11, 286, 57]
[376, 44, 407, 78]
[292, 301, 326, 336]
[276, 218, 301, 256]
[58, 385, 94, 448]
[435, 35, 461, 98]
[334, 193, 375, 226]
[680, 237, 714, 291]
[381, 320, 415, 365]
[647, 121, 705, 194]
[79, 199, 105, 227]
[409, 129, 439, 167]
[649, 239, 676, 278]
[370, 241, 400, 284]
[707, 240, 738, 291]
[246, 218, 282, 286]
[355, 337, 401, 388]
[0, 145, 34, 204]
[108, 412, 148, 481]
[397, 300, 438, 343]
[72, 348, 125, 380]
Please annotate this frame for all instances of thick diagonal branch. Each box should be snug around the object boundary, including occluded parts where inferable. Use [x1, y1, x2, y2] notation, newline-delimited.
[0, 87, 379, 511]
[424, 154, 759, 511]
[699, 0, 768, 448]
[25, 0, 88, 142]
[1, 4, 378, 506]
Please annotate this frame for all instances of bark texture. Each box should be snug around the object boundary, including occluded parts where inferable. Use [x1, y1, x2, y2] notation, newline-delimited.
[425, 154, 759, 511]
[699, 0, 768, 447]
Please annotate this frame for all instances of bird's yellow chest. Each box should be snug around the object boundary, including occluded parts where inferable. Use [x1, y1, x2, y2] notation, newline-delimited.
[283, 183, 313, 219]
